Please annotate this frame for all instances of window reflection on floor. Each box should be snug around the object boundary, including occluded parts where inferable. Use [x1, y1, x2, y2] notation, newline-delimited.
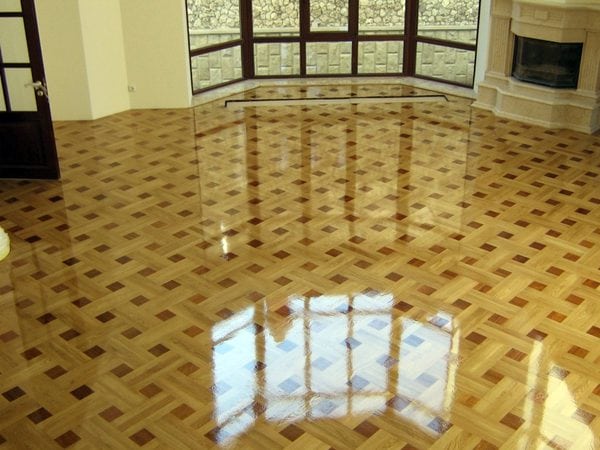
[210, 293, 458, 443]
[211, 306, 257, 440]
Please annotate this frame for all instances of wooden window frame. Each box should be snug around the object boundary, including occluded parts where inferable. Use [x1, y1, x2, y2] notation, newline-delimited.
[186, 0, 481, 94]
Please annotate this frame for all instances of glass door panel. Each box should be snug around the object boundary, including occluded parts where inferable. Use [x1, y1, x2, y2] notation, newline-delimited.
[5, 68, 36, 111]
[0, 8, 38, 113]
[359, 0, 405, 35]
[309, 0, 349, 33]
[0, 17, 29, 63]
[253, 0, 300, 37]
[0, 0, 20, 11]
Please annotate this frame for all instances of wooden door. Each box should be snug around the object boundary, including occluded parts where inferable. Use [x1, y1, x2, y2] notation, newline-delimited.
[0, 0, 59, 179]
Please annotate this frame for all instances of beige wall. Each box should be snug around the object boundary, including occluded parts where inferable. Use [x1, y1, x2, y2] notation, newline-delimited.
[79, 0, 130, 119]
[120, 0, 192, 110]
[474, 0, 491, 91]
[34, 0, 191, 120]
[35, 0, 94, 120]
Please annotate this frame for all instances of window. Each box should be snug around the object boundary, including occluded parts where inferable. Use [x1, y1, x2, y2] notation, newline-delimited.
[186, 0, 481, 93]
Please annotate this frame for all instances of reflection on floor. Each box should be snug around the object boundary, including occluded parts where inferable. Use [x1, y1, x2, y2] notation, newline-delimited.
[212, 293, 458, 445]
[0, 84, 599, 449]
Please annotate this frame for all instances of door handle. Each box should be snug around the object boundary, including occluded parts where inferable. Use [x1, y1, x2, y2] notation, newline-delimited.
[25, 81, 49, 99]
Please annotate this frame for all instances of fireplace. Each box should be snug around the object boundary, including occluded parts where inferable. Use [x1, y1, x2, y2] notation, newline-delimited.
[474, 0, 600, 134]
[512, 36, 582, 89]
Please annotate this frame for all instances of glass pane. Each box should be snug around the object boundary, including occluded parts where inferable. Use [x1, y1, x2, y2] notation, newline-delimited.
[306, 42, 352, 75]
[187, 0, 240, 50]
[359, 0, 405, 35]
[310, 0, 348, 32]
[253, 0, 299, 37]
[513, 37, 582, 89]
[5, 68, 37, 111]
[0, 0, 21, 12]
[254, 43, 300, 76]
[0, 18, 29, 63]
[418, 0, 479, 45]
[191, 46, 242, 91]
[358, 41, 403, 74]
[416, 43, 475, 86]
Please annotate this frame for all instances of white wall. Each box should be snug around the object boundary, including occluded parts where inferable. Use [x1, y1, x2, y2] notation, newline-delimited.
[34, 0, 191, 120]
[474, 0, 492, 91]
[78, 0, 130, 119]
[120, 0, 192, 109]
[35, 0, 94, 120]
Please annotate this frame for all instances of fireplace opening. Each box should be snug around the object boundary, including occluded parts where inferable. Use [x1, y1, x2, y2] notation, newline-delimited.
[512, 36, 583, 89]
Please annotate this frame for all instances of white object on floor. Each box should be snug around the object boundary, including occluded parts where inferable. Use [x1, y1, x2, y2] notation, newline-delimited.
[0, 226, 9, 261]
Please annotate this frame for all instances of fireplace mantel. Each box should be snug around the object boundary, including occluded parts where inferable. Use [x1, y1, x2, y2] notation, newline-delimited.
[473, 0, 600, 133]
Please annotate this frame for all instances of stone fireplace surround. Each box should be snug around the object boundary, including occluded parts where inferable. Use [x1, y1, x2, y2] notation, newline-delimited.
[474, 0, 600, 134]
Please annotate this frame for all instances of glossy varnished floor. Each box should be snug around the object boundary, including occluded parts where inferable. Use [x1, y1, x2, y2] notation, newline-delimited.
[1, 84, 600, 449]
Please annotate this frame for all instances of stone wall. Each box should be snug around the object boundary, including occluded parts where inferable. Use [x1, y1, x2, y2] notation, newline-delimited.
[191, 44, 243, 90]
[416, 42, 475, 84]
[188, 0, 240, 30]
[418, 0, 480, 26]
[187, 0, 479, 30]
[252, 0, 299, 29]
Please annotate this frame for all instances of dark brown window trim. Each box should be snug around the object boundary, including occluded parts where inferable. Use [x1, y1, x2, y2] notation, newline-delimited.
[0, 49, 11, 112]
[192, 78, 243, 95]
[253, 37, 301, 43]
[358, 35, 405, 42]
[190, 39, 243, 57]
[416, 36, 477, 52]
[2, 62, 31, 69]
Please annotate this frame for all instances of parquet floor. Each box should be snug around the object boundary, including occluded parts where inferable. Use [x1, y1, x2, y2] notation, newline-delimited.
[1, 84, 600, 449]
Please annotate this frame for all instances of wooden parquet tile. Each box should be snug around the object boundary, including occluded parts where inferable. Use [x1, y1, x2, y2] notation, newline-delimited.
[1, 84, 600, 449]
